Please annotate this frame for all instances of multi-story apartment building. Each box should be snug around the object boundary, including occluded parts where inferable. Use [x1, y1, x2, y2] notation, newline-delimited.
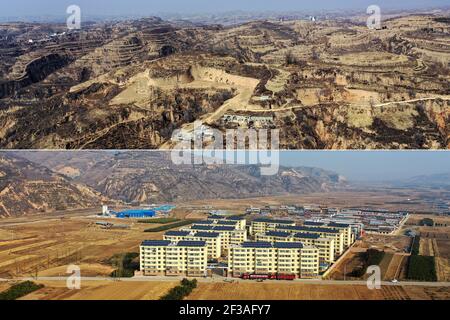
[164, 231, 222, 259]
[256, 231, 293, 242]
[304, 221, 353, 248]
[228, 242, 319, 279]
[250, 218, 296, 236]
[311, 238, 335, 269]
[163, 230, 191, 243]
[256, 231, 335, 267]
[189, 232, 221, 259]
[192, 220, 241, 230]
[275, 225, 345, 256]
[140, 240, 207, 277]
[207, 215, 247, 230]
[181, 225, 247, 250]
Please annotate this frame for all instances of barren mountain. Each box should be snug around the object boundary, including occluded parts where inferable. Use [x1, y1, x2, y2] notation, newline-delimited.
[0, 13, 449, 149]
[0, 153, 107, 217]
[16, 151, 346, 204]
[393, 173, 450, 190]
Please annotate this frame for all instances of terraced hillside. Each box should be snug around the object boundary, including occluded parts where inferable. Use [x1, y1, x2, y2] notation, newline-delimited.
[0, 14, 449, 149]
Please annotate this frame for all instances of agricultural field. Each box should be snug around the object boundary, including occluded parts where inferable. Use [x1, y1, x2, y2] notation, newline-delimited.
[328, 234, 411, 281]
[186, 282, 449, 300]
[402, 214, 450, 282]
[0, 210, 195, 278]
[19, 280, 178, 300]
[186, 189, 445, 214]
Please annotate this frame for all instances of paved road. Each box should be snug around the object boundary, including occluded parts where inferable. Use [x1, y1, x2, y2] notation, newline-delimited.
[1, 276, 449, 287]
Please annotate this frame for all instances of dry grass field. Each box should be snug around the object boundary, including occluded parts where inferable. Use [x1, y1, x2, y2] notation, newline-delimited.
[186, 282, 449, 300]
[185, 190, 444, 214]
[399, 214, 450, 282]
[0, 211, 186, 278]
[4, 281, 446, 300]
[19, 280, 178, 300]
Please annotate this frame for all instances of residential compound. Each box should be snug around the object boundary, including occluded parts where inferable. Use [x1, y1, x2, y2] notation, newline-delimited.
[139, 215, 358, 279]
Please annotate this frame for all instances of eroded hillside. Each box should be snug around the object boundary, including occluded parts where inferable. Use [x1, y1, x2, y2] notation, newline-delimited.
[0, 14, 449, 149]
[15, 151, 346, 205]
[0, 154, 107, 217]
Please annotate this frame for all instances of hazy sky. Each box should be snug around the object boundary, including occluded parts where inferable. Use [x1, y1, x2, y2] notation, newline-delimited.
[1, 0, 449, 17]
[279, 151, 450, 181]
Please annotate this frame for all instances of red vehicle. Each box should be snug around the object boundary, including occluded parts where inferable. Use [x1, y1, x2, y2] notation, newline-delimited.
[241, 273, 296, 281]
[276, 274, 296, 281]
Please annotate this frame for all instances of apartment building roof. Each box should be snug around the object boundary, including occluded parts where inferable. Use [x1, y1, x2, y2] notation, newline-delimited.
[253, 218, 295, 224]
[279, 225, 340, 234]
[273, 242, 304, 249]
[208, 215, 244, 220]
[265, 231, 292, 238]
[177, 240, 206, 247]
[191, 225, 213, 230]
[194, 220, 215, 225]
[328, 222, 351, 228]
[141, 240, 171, 247]
[165, 231, 191, 237]
[293, 232, 321, 239]
[216, 221, 239, 225]
[241, 241, 273, 248]
[238, 241, 305, 249]
[226, 216, 246, 221]
[213, 226, 236, 231]
[193, 232, 220, 238]
[191, 225, 235, 231]
[304, 221, 326, 226]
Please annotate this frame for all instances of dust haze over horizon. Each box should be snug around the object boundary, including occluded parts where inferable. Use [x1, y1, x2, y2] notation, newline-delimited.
[279, 151, 450, 182]
[1, 0, 449, 18]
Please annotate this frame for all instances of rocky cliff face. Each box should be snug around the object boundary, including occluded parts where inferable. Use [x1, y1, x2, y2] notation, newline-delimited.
[0, 53, 71, 99]
[0, 153, 107, 217]
[277, 100, 449, 149]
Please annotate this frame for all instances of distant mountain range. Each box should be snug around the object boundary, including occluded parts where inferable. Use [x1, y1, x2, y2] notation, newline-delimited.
[0, 151, 346, 216]
[0, 153, 106, 217]
[392, 173, 450, 189]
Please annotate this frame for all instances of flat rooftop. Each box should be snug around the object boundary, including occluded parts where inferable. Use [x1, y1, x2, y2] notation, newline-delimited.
[193, 232, 220, 238]
[165, 231, 191, 237]
[265, 231, 292, 238]
[141, 240, 171, 247]
[177, 240, 206, 247]
[253, 218, 295, 224]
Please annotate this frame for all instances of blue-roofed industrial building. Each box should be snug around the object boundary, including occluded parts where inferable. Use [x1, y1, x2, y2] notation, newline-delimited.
[116, 209, 156, 219]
